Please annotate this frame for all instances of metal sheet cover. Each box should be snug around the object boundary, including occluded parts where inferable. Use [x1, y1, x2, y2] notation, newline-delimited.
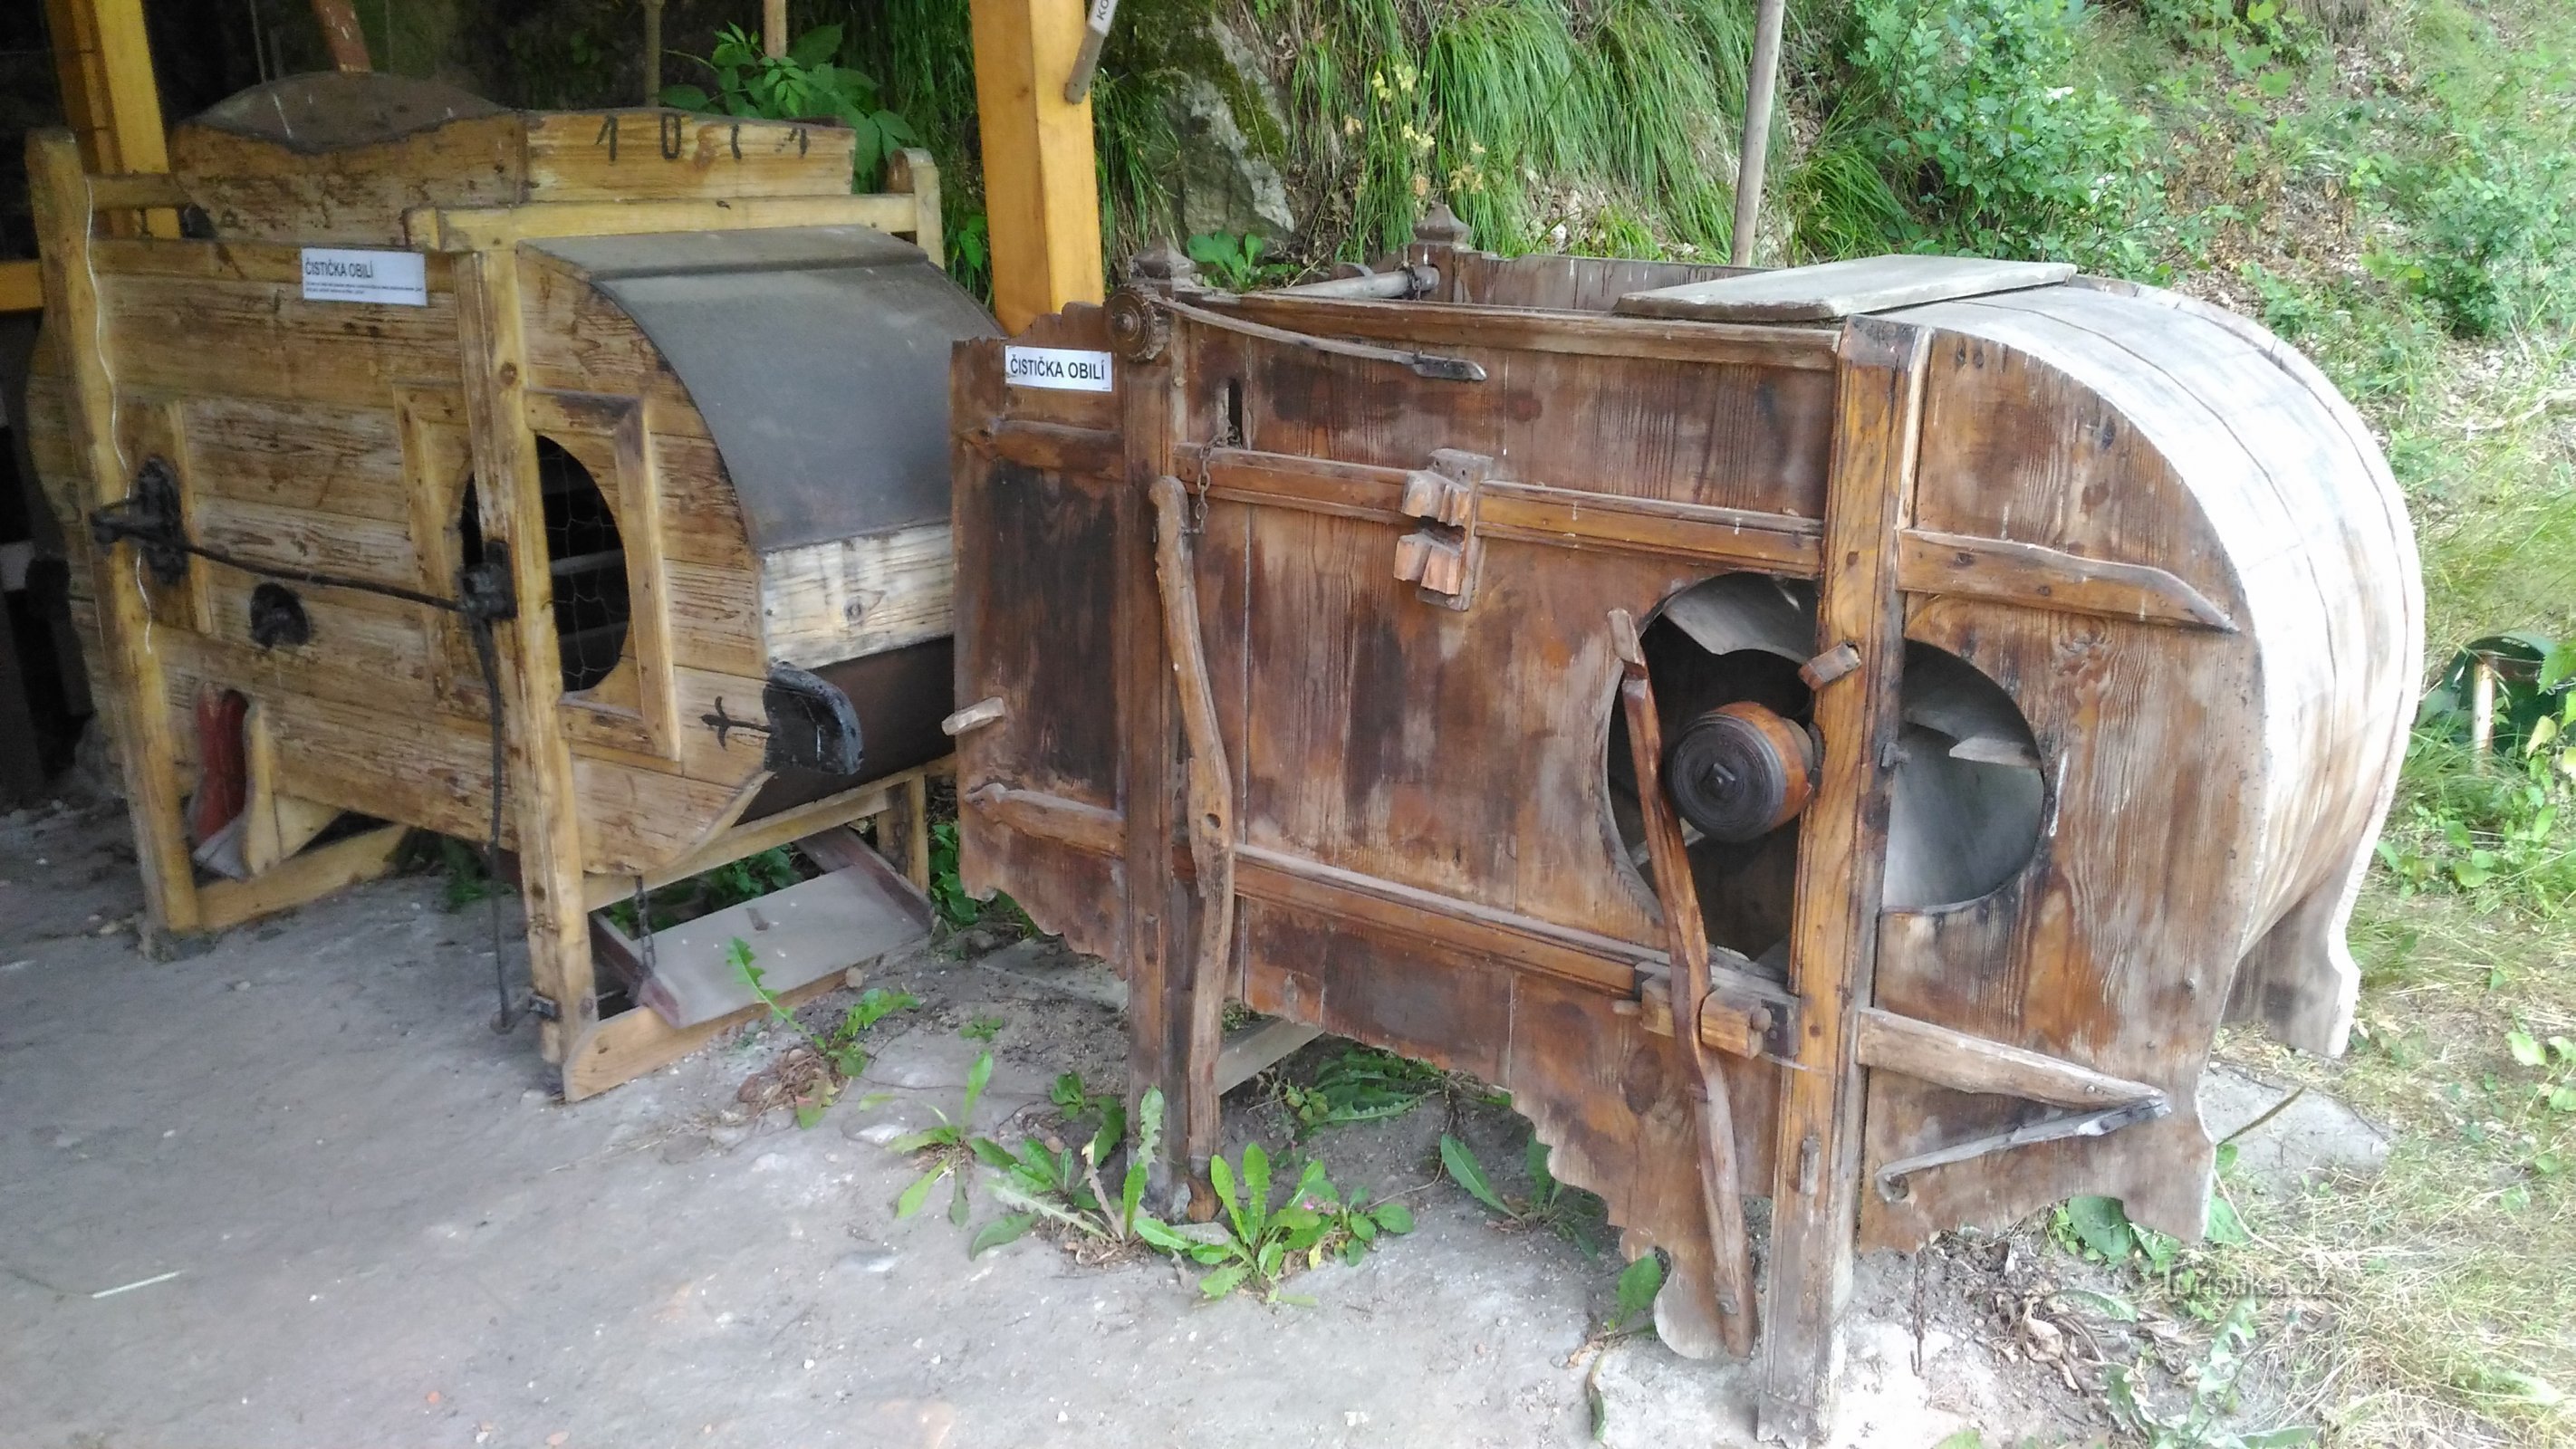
[532, 226, 1001, 552]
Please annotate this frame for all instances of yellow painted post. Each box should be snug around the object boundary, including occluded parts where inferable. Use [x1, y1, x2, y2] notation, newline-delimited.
[970, 0, 1106, 332]
[41, 0, 176, 238]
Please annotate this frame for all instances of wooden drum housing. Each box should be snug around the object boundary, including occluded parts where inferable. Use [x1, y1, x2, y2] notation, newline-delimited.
[24, 75, 991, 1094]
[947, 231, 2419, 1437]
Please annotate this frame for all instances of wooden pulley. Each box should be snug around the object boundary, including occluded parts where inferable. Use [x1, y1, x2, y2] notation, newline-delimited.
[1666, 701, 1816, 842]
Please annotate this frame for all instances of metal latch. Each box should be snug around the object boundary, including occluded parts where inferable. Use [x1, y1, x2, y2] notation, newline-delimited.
[1391, 449, 1494, 610]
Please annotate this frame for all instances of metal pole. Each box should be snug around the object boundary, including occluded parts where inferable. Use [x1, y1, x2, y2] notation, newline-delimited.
[309, 0, 371, 71]
[642, 0, 665, 104]
[1729, 0, 1786, 267]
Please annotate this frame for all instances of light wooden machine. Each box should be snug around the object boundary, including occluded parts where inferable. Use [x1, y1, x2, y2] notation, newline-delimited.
[947, 213, 2420, 1438]
[24, 73, 993, 1099]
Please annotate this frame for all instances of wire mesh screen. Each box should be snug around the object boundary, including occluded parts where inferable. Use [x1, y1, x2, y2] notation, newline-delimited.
[538, 440, 630, 693]
[454, 440, 632, 695]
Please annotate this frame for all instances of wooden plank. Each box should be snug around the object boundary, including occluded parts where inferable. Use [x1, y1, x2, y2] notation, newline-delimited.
[562, 967, 841, 1101]
[798, 825, 935, 931]
[969, 0, 1105, 331]
[180, 395, 410, 518]
[1611, 606, 1755, 1356]
[196, 823, 408, 932]
[1215, 1019, 1325, 1094]
[1896, 528, 2235, 631]
[410, 194, 918, 253]
[1149, 473, 1238, 1181]
[581, 765, 940, 912]
[521, 110, 857, 204]
[756, 523, 956, 668]
[888, 148, 943, 269]
[1616, 256, 2073, 323]
[169, 113, 526, 246]
[1183, 445, 1824, 572]
[963, 782, 1124, 856]
[239, 700, 341, 875]
[456, 240, 599, 1067]
[1760, 315, 1931, 1444]
[43, 0, 177, 236]
[633, 864, 930, 1026]
[28, 129, 200, 932]
[1219, 293, 1842, 370]
[1853, 1009, 2166, 1110]
[0, 260, 40, 313]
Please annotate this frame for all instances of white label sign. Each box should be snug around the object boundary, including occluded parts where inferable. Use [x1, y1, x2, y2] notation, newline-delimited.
[1004, 345, 1115, 393]
[300, 247, 428, 306]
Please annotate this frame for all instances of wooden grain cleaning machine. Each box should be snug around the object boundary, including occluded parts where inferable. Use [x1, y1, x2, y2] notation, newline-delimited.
[24, 72, 994, 1099]
[947, 215, 2420, 1437]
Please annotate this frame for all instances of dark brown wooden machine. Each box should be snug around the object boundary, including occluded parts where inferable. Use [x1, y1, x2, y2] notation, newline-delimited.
[945, 212, 2419, 1438]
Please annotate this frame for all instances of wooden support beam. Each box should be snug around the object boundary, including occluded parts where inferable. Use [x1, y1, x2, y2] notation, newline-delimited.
[310, 0, 373, 72]
[42, 0, 176, 237]
[197, 824, 407, 933]
[27, 130, 200, 932]
[1852, 1009, 2166, 1111]
[1760, 315, 1931, 1444]
[408, 194, 921, 252]
[969, 0, 1105, 331]
[240, 701, 342, 876]
[456, 244, 598, 1070]
[1895, 528, 2236, 631]
[0, 261, 39, 314]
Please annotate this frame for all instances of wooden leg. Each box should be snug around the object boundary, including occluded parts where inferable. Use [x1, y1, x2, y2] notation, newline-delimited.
[1149, 475, 1235, 1193]
[26, 130, 200, 933]
[457, 245, 597, 1067]
[1759, 317, 1929, 1444]
[902, 772, 932, 891]
[196, 823, 407, 932]
[1611, 608, 1756, 1359]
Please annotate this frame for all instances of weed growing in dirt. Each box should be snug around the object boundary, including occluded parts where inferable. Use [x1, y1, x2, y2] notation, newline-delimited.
[889, 1050, 994, 1224]
[1439, 1132, 1606, 1252]
[1176, 1141, 1414, 1301]
[1278, 1044, 1449, 1136]
[2106, 1298, 2317, 1449]
[730, 938, 918, 1127]
[969, 1085, 1186, 1257]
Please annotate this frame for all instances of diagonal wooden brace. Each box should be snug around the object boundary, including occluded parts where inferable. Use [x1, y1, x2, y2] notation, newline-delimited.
[1149, 475, 1237, 1207]
[1609, 607, 1757, 1358]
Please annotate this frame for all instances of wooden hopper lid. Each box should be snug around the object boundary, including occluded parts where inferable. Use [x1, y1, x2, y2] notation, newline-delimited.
[1613, 254, 2075, 323]
[528, 226, 1001, 552]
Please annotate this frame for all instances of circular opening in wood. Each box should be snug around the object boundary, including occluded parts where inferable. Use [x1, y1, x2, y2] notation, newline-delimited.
[455, 439, 631, 695]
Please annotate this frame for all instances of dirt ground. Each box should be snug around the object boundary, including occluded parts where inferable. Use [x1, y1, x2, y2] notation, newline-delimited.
[0, 799, 2376, 1448]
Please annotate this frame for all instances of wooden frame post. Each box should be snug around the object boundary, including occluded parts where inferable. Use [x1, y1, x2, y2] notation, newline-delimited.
[1758, 315, 1931, 1444]
[969, 0, 1105, 332]
[41, 0, 175, 237]
[25, 129, 201, 932]
[456, 244, 599, 1078]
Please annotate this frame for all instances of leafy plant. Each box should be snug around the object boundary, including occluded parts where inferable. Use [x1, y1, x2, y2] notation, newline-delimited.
[1280, 1046, 1448, 1136]
[610, 846, 804, 936]
[428, 834, 505, 911]
[1850, 0, 2162, 269]
[889, 1051, 995, 1224]
[968, 1086, 1188, 1258]
[2105, 1298, 2315, 1448]
[729, 938, 918, 1125]
[1173, 1142, 1414, 1301]
[1440, 1132, 1604, 1251]
[2051, 1164, 2249, 1322]
[1604, 1251, 1666, 1337]
[960, 1014, 1004, 1042]
[2401, 136, 2576, 338]
[663, 24, 918, 186]
[1184, 232, 1291, 291]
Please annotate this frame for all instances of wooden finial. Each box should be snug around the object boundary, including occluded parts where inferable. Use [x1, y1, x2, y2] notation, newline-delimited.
[1413, 202, 1472, 249]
